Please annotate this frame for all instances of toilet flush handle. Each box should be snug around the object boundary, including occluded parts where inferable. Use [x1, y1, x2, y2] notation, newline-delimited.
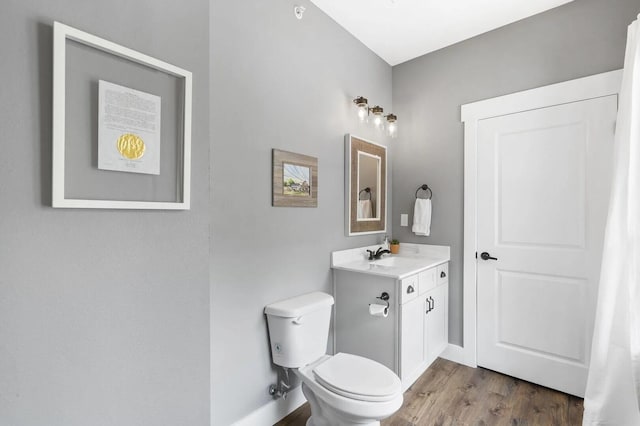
[292, 316, 304, 325]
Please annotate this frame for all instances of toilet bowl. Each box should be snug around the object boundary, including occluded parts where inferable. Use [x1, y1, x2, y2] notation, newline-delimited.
[265, 292, 403, 426]
[296, 354, 403, 426]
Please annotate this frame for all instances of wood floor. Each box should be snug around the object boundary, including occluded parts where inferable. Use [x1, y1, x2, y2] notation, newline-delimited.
[275, 358, 584, 426]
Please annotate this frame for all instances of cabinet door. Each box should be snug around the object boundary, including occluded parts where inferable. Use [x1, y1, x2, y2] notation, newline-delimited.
[424, 283, 448, 364]
[400, 296, 423, 382]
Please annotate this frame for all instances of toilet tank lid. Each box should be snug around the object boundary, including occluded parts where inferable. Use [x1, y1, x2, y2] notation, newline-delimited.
[264, 292, 334, 318]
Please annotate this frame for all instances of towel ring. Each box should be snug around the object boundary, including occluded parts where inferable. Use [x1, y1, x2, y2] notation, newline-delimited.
[415, 184, 432, 200]
[359, 187, 371, 200]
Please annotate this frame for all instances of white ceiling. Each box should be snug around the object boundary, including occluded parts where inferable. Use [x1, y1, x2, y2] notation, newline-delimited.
[309, 0, 574, 66]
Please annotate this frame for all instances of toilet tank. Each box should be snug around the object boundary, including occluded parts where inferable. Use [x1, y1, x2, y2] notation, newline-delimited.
[264, 292, 334, 368]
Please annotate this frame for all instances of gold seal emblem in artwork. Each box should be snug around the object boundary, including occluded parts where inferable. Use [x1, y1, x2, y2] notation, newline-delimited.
[116, 133, 146, 160]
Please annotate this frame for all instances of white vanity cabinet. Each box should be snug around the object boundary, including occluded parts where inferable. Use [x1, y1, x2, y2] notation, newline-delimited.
[331, 244, 450, 391]
[399, 265, 448, 386]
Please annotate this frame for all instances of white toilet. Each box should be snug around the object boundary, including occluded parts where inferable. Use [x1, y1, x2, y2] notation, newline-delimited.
[265, 292, 403, 426]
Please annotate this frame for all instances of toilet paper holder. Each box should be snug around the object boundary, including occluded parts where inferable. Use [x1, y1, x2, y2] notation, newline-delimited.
[375, 292, 390, 310]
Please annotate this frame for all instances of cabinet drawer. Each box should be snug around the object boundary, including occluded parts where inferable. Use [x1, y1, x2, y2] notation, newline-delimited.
[400, 275, 419, 304]
[418, 268, 436, 295]
[436, 263, 449, 285]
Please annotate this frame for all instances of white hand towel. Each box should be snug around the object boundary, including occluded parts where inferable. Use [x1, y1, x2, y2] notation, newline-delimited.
[412, 198, 432, 236]
[357, 200, 373, 219]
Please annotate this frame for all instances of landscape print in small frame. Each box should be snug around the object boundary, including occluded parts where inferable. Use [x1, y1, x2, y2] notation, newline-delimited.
[282, 163, 311, 197]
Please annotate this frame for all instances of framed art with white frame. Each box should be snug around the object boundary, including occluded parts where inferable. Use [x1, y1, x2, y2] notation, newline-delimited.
[52, 21, 192, 209]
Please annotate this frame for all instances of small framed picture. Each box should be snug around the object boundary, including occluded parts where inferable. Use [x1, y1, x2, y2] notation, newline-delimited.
[272, 149, 318, 207]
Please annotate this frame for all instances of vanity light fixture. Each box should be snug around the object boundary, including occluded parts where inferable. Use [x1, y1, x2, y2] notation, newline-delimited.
[352, 96, 398, 137]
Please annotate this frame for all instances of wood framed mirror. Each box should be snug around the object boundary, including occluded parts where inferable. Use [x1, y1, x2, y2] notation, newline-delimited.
[345, 134, 387, 235]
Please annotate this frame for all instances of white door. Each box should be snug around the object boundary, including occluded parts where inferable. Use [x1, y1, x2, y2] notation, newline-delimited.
[476, 95, 617, 397]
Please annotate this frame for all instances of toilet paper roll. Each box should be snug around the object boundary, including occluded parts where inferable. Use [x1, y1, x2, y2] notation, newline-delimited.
[369, 303, 389, 318]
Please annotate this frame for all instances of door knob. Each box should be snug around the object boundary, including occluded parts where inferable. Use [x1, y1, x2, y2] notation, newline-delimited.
[480, 252, 498, 261]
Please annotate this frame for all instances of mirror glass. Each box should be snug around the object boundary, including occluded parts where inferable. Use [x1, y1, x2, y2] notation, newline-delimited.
[357, 152, 380, 220]
[345, 134, 386, 235]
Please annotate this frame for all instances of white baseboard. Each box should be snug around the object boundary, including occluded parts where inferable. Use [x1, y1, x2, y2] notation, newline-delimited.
[441, 343, 477, 368]
[231, 386, 306, 426]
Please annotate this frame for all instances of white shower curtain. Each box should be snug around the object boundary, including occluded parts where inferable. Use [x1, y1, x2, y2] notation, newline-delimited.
[583, 15, 640, 426]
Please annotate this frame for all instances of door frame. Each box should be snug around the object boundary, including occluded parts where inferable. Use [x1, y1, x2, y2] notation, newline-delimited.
[446, 70, 623, 368]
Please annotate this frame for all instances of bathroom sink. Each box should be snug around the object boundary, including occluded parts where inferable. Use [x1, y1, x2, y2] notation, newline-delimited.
[370, 257, 413, 267]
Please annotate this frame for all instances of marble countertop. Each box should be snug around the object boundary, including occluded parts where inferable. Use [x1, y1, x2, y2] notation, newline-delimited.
[331, 243, 450, 279]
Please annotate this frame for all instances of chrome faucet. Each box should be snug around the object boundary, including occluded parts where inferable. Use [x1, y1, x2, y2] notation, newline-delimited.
[367, 247, 391, 260]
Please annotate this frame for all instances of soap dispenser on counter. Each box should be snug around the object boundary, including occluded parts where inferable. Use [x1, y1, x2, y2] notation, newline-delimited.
[382, 235, 390, 251]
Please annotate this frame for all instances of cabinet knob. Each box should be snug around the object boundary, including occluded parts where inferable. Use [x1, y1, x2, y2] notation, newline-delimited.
[440, 271, 446, 278]
[407, 285, 415, 294]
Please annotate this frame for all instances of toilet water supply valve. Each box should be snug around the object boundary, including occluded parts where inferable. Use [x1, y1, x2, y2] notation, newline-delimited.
[269, 366, 291, 399]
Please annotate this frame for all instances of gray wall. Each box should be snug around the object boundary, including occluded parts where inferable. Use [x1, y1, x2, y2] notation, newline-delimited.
[0, 1, 210, 425]
[391, 0, 640, 346]
[209, 1, 392, 424]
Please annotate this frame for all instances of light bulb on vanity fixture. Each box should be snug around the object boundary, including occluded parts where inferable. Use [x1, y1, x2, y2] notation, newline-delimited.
[370, 105, 384, 129]
[353, 96, 369, 122]
[386, 113, 398, 138]
[352, 96, 398, 137]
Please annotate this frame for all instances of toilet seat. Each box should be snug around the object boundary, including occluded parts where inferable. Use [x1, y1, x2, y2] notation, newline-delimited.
[312, 353, 401, 402]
